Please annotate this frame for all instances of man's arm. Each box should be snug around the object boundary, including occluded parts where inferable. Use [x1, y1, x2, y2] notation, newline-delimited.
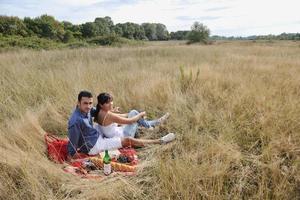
[67, 122, 81, 157]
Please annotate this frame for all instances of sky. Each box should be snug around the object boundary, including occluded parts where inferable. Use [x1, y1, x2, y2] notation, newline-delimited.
[1, 0, 299, 36]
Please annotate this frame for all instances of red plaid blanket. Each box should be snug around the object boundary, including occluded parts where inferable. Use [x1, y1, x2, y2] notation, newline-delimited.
[45, 134, 138, 179]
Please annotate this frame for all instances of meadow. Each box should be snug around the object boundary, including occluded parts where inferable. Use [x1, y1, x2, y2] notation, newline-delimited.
[0, 40, 299, 199]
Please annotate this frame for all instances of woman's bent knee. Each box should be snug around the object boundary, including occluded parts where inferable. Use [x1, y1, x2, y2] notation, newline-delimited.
[128, 109, 139, 116]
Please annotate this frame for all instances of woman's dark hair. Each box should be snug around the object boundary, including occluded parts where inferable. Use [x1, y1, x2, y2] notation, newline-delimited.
[94, 92, 113, 122]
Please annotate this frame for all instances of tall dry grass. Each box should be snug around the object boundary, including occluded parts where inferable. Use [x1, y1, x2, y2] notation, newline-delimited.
[0, 40, 300, 199]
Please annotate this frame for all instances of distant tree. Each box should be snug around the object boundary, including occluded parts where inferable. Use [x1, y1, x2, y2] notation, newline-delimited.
[62, 21, 73, 30]
[62, 30, 75, 43]
[142, 23, 157, 40]
[279, 32, 288, 40]
[81, 22, 97, 38]
[0, 16, 28, 36]
[170, 31, 189, 40]
[187, 22, 210, 44]
[294, 33, 300, 40]
[156, 23, 169, 40]
[115, 22, 146, 40]
[24, 17, 39, 36]
[113, 24, 123, 36]
[133, 23, 146, 40]
[33, 15, 65, 40]
[119, 23, 135, 39]
[71, 25, 82, 38]
[141, 23, 169, 40]
[94, 16, 113, 36]
[62, 21, 82, 39]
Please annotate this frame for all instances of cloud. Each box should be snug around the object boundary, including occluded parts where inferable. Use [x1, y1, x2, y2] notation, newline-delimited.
[204, 6, 230, 12]
[1, 0, 40, 12]
[176, 0, 207, 6]
[74, 0, 140, 11]
[177, 16, 221, 21]
[92, 0, 139, 7]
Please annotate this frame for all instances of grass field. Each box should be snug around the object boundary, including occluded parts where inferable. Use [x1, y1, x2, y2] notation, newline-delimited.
[0, 40, 299, 199]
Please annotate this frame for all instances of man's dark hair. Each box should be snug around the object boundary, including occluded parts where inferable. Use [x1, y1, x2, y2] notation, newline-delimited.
[78, 91, 93, 102]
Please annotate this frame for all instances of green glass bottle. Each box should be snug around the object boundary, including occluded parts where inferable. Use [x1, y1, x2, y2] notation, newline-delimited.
[103, 150, 111, 175]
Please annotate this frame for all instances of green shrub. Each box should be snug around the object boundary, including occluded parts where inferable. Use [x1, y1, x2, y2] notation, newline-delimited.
[87, 35, 122, 46]
[0, 36, 63, 50]
[66, 41, 90, 49]
[0, 35, 144, 51]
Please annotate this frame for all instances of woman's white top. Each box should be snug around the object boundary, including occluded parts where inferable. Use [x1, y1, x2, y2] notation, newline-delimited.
[95, 123, 124, 138]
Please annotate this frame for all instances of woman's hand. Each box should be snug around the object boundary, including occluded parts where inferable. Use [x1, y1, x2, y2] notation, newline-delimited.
[139, 111, 146, 118]
[112, 107, 121, 113]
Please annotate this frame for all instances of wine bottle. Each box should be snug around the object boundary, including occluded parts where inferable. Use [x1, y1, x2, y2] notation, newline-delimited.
[103, 150, 111, 175]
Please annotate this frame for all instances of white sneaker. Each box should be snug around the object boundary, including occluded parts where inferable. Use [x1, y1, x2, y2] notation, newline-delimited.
[160, 133, 175, 144]
[158, 112, 170, 124]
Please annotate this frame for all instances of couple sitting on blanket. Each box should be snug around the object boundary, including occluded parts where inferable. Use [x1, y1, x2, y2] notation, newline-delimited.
[67, 90, 175, 158]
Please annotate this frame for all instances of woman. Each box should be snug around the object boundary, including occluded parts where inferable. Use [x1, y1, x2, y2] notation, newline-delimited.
[94, 92, 170, 139]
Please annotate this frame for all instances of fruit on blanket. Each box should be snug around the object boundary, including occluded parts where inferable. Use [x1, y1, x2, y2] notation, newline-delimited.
[89, 157, 136, 172]
[117, 155, 129, 163]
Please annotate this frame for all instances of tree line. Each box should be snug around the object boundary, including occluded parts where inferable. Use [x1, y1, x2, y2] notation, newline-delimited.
[0, 15, 170, 42]
[172, 32, 300, 41]
[0, 14, 298, 50]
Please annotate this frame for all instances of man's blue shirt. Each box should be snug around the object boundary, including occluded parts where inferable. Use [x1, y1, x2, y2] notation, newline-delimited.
[67, 107, 99, 156]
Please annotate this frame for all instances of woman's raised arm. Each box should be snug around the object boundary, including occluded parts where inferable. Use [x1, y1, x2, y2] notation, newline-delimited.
[108, 111, 145, 125]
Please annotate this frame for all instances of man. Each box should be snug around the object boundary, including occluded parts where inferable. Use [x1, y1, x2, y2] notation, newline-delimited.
[67, 91, 175, 157]
[67, 90, 99, 157]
